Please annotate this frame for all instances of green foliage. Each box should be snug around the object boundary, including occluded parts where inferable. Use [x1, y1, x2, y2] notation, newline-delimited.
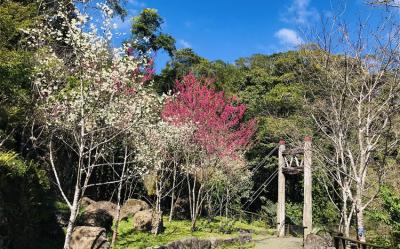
[285, 201, 303, 225]
[155, 48, 207, 93]
[114, 216, 267, 249]
[264, 83, 304, 117]
[0, 152, 63, 249]
[366, 185, 400, 248]
[0, 1, 38, 49]
[312, 178, 339, 226]
[260, 199, 277, 227]
[367, 186, 400, 247]
[380, 186, 400, 230]
[131, 8, 176, 56]
[0, 0, 39, 149]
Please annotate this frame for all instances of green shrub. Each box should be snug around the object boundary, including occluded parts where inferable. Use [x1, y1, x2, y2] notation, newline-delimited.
[260, 199, 277, 228]
[0, 152, 63, 249]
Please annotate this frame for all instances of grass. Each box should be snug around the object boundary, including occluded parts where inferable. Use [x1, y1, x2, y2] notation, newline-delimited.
[113, 216, 270, 249]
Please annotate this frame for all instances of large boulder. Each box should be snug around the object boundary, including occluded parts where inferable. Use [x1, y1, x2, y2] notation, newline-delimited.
[304, 234, 335, 249]
[81, 197, 96, 209]
[70, 226, 109, 249]
[78, 209, 113, 231]
[173, 198, 190, 220]
[120, 198, 150, 220]
[85, 201, 117, 219]
[133, 209, 153, 231]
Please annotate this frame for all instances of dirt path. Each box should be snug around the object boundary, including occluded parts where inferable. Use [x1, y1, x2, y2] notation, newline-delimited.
[253, 236, 303, 249]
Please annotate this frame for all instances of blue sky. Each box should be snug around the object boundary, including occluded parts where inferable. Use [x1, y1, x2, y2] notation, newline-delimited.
[111, 0, 393, 71]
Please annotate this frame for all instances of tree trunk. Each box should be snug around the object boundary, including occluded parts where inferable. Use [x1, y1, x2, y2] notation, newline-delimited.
[111, 197, 122, 246]
[356, 208, 366, 241]
[206, 194, 213, 222]
[225, 188, 229, 219]
[340, 188, 351, 237]
[112, 145, 129, 246]
[356, 188, 366, 242]
[191, 216, 197, 232]
[169, 163, 177, 222]
[63, 183, 81, 249]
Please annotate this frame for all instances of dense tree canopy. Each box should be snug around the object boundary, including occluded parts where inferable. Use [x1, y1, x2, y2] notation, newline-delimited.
[0, 0, 399, 248]
[131, 8, 176, 57]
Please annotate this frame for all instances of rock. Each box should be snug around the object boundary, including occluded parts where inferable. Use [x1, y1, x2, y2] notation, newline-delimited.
[120, 198, 150, 220]
[133, 209, 153, 231]
[304, 234, 334, 249]
[85, 201, 117, 219]
[165, 237, 205, 249]
[210, 237, 239, 248]
[81, 197, 95, 209]
[239, 232, 252, 244]
[198, 239, 212, 249]
[173, 198, 190, 220]
[178, 238, 192, 248]
[158, 236, 247, 249]
[78, 209, 113, 231]
[70, 226, 109, 249]
[209, 238, 224, 248]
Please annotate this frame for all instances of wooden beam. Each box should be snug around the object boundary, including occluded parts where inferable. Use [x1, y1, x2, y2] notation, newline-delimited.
[277, 139, 286, 237]
[303, 136, 312, 238]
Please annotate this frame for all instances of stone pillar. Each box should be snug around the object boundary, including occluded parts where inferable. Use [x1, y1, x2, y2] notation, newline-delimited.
[277, 140, 286, 237]
[303, 136, 312, 237]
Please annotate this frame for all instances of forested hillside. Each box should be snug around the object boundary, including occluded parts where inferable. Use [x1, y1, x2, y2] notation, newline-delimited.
[0, 1, 399, 249]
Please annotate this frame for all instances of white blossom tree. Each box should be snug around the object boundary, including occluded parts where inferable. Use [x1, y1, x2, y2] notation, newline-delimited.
[29, 4, 160, 248]
[134, 122, 195, 227]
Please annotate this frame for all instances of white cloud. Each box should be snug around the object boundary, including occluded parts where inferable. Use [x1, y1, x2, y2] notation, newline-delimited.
[282, 0, 319, 25]
[178, 39, 191, 48]
[274, 28, 303, 46]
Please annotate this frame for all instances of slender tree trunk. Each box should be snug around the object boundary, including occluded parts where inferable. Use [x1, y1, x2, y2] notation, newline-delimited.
[190, 175, 197, 232]
[356, 186, 366, 242]
[191, 216, 197, 232]
[339, 187, 351, 237]
[191, 183, 205, 232]
[206, 194, 212, 222]
[225, 188, 229, 219]
[63, 182, 81, 249]
[169, 163, 177, 222]
[111, 145, 128, 246]
[155, 170, 162, 214]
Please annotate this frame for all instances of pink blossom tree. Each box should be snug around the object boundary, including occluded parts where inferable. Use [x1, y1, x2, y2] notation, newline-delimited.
[162, 73, 256, 157]
[162, 73, 256, 230]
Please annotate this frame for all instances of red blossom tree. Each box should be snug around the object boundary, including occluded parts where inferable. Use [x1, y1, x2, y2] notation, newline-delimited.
[162, 73, 256, 157]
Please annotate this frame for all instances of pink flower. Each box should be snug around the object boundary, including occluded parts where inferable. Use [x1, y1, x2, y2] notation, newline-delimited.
[162, 73, 256, 157]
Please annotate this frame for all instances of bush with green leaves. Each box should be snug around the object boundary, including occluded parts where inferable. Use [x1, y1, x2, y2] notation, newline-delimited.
[0, 152, 63, 249]
[367, 186, 400, 247]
